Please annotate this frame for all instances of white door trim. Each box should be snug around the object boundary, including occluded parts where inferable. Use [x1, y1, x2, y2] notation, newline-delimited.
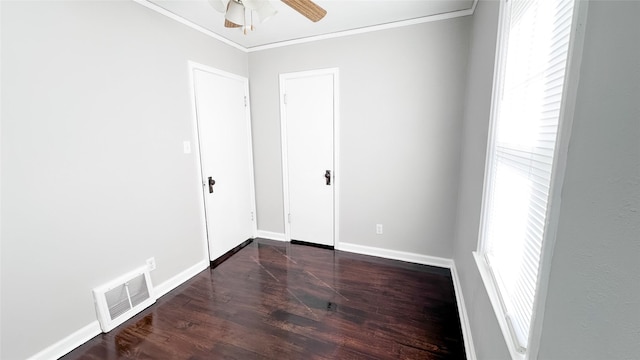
[279, 68, 340, 247]
[187, 61, 258, 261]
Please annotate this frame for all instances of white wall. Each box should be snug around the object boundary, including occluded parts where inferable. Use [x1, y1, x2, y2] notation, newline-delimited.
[453, 1, 640, 359]
[537, 1, 640, 358]
[0, 1, 248, 358]
[249, 17, 471, 258]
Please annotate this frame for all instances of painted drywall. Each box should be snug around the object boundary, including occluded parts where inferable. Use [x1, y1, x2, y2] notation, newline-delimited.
[0, 1, 248, 358]
[537, 1, 640, 358]
[450, 1, 511, 359]
[249, 17, 471, 258]
[453, 1, 640, 359]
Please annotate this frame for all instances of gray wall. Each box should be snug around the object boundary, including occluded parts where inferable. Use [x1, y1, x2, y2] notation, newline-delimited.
[451, 1, 510, 358]
[537, 1, 640, 358]
[249, 18, 471, 257]
[1, 1, 248, 358]
[452, 1, 640, 359]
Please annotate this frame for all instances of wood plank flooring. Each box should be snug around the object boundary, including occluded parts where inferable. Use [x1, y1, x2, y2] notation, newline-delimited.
[62, 239, 466, 359]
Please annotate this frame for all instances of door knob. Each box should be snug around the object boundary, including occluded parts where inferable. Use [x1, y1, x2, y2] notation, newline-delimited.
[325, 170, 331, 186]
[208, 176, 216, 193]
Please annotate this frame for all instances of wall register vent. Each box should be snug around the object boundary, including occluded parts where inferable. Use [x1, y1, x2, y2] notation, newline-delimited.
[92, 266, 156, 332]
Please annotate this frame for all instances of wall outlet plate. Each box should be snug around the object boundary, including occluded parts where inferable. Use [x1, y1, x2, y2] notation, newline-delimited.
[376, 224, 383, 235]
[146, 257, 156, 271]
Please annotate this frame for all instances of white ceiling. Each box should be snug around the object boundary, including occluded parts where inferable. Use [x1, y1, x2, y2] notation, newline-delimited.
[144, 0, 475, 50]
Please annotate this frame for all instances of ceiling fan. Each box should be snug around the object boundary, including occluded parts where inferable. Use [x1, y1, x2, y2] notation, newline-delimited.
[208, 0, 327, 33]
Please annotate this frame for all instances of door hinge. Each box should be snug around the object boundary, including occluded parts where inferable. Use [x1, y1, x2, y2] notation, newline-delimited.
[244, 96, 247, 107]
[283, 94, 287, 105]
[251, 212, 254, 221]
[288, 213, 291, 224]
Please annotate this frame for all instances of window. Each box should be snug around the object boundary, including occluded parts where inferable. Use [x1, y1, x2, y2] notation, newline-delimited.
[475, 0, 580, 358]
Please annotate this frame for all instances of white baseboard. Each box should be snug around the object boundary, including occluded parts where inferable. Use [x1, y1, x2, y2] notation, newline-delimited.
[154, 258, 209, 299]
[29, 252, 477, 360]
[450, 262, 477, 360]
[28, 258, 210, 360]
[27, 321, 101, 360]
[256, 230, 286, 242]
[336, 242, 454, 268]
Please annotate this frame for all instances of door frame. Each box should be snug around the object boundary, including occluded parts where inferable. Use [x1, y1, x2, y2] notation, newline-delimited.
[279, 68, 340, 247]
[187, 61, 258, 261]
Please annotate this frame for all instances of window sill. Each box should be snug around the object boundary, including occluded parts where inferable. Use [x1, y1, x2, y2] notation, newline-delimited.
[473, 251, 527, 360]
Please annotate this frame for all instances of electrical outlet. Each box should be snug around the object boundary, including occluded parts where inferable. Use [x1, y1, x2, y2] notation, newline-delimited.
[376, 224, 383, 235]
[146, 257, 156, 271]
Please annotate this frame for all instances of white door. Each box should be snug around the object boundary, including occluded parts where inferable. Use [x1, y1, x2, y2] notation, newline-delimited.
[192, 65, 256, 261]
[280, 69, 338, 247]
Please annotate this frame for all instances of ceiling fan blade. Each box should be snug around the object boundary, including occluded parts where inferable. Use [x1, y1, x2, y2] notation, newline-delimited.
[281, 0, 326, 22]
[224, 19, 242, 28]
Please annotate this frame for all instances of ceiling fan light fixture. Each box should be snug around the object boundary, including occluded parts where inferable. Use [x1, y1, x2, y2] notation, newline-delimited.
[224, 19, 242, 28]
[225, 0, 246, 26]
[254, 2, 277, 23]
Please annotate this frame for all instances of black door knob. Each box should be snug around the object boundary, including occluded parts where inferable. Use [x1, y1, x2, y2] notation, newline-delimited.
[208, 176, 216, 193]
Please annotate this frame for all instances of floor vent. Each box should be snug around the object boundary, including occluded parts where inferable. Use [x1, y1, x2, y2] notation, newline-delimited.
[92, 266, 156, 333]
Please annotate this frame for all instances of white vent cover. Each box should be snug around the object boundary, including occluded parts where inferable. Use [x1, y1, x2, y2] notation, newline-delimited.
[92, 266, 156, 333]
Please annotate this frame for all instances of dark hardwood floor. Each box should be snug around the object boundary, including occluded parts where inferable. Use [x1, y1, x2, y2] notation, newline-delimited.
[62, 239, 466, 359]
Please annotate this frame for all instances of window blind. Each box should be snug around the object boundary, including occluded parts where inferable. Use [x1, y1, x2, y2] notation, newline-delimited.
[481, 0, 575, 351]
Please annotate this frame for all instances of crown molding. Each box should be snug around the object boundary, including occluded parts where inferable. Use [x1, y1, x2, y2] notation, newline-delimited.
[248, 1, 478, 52]
[132, 0, 478, 53]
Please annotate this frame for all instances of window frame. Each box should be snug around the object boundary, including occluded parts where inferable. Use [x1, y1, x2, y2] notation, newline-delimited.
[474, 0, 590, 359]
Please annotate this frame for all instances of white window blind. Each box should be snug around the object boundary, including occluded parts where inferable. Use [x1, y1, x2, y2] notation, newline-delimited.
[480, 0, 575, 352]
